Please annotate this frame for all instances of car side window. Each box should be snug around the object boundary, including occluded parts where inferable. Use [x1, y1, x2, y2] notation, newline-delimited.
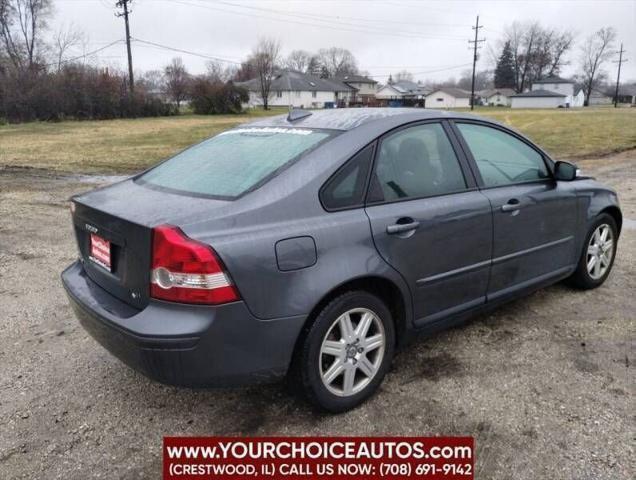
[370, 123, 467, 202]
[320, 143, 374, 210]
[456, 123, 550, 188]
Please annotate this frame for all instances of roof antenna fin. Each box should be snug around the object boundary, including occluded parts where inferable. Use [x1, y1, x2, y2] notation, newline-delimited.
[287, 109, 312, 122]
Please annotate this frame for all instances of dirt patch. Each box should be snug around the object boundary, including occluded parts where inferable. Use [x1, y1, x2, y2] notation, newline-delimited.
[0, 152, 634, 479]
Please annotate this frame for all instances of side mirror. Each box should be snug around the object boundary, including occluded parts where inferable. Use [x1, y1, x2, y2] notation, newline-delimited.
[554, 161, 577, 181]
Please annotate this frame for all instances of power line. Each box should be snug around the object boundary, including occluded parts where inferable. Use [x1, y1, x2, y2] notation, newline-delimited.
[131, 37, 244, 65]
[468, 15, 485, 110]
[363, 63, 473, 70]
[370, 63, 473, 79]
[165, 0, 468, 41]
[206, 0, 473, 29]
[132, 36, 472, 80]
[42, 39, 124, 68]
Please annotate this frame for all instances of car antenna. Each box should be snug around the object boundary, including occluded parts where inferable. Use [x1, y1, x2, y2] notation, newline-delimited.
[284, 70, 312, 122]
[287, 109, 312, 122]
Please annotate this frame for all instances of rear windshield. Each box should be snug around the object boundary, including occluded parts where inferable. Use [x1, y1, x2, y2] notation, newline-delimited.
[137, 127, 335, 199]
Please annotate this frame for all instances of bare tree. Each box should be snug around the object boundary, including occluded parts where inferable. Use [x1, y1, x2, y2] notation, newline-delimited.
[231, 57, 257, 82]
[317, 47, 358, 77]
[546, 30, 574, 77]
[52, 23, 85, 71]
[529, 28, 574, 80]
[163, 57, 190, 110]
[501, 22, 574, 92]
[284, 49, 312, 73]
[0, 0, 51, 70]
[394, 70, 414, 82]
[457, 69, 492, 91]
[517, 22, 540, 93]
[252, 37, 280, 110]
[578, 27, 616, 106]
[139, 69, 164, 94]
[207, 60, 223, 83]
[205, 60, 238, 84]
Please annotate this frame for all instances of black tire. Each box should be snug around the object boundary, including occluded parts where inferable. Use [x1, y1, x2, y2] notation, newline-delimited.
[567, 213, 618, 289]
[294, 291, 395, 413]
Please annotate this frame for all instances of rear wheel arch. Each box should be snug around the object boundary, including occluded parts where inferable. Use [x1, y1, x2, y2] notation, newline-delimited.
[292, 276, 408, 361]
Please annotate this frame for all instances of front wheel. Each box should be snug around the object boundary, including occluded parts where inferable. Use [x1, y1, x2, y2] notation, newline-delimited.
[568, 214, 618, 289]
[295, 291, 395, 412]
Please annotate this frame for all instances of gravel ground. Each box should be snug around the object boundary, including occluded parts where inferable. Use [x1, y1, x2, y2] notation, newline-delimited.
[0, 153, 634, 479]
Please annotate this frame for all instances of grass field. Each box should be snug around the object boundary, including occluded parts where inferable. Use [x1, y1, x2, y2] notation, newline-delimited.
[0, 106, 634, 173]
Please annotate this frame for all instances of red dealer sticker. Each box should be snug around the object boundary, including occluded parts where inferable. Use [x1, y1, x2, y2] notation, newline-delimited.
[163, 437, 474, 479]
[89, 233, 111, 271]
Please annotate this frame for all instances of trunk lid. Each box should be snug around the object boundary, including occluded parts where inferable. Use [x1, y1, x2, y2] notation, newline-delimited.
[71, 178, 231, 309]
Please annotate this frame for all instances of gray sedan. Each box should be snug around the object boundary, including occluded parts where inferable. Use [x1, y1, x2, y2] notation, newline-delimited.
[62, 108, 622, 412]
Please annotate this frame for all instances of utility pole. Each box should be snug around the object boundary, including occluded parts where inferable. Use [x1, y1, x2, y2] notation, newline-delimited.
[613, 43, 627, 108]
[468, 15, 485, 111]
[116, 0, 134, 93]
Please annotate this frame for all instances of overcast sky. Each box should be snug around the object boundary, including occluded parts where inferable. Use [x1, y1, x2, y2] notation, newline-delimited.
[52, 0, 636, 83]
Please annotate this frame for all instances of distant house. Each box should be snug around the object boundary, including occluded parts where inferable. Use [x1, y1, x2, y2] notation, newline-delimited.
[532, 76, 574, 96]
[239, 70, 354, 109]
[426, 88, 471, 108]
[614, 85, 636, 104]
[478, 88, 516, 106]
[589, 89, 612, 105]
[528, 77, 583, 107]
[510, 89, 567, 109]
[375, 80, 429, 106]
[511, 76, 584, 108]
[336, 74, 378, 105]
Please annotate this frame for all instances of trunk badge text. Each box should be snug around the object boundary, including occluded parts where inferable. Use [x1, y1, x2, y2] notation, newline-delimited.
[85, 224, 99, 234]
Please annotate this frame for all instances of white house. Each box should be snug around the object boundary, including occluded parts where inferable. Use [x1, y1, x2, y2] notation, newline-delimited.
[375, 80, 429, 106]
[510, 89, 567, 108]
[239, 70, 354, 109]
[532, 77, 574, 96]
[528, 76, 584, 107]
[425, 88, 471, 108]
[336, 74, 378, 105]
[375, 83, 402, 99]
[478, 88, 516, 106]
[588, 89, 612, 105]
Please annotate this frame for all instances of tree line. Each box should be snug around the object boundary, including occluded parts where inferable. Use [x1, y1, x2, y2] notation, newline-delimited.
[493, 22, 621, 105]
[0, 0, 174, 121]
[0, 0, 629, 122]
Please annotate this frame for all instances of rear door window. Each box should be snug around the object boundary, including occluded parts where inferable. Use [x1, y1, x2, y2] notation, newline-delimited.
[369, 123, 467, 202]
[137, 127, 335, 198]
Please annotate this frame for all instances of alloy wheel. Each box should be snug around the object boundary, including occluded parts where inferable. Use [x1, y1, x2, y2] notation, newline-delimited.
[319, 308, 386, 397]
[586, 224, 614, 280]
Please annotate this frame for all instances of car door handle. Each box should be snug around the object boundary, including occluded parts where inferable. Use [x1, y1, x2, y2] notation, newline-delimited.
[501, 199, 523, 212]
[387, 220, 420, 234]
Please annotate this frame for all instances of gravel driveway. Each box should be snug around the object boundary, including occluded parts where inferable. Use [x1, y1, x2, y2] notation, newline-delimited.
[0, 152, 634, 479]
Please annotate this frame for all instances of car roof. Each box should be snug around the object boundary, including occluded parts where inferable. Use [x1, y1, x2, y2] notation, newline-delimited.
[244, 107, 479, 131]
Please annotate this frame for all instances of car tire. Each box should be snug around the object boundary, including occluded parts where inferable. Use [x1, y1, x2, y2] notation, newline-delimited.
[294, 291, 395, 413]
[567, 213, 618, 289]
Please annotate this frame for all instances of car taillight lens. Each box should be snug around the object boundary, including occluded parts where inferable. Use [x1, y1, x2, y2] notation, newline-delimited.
[150, 225, 239, 305]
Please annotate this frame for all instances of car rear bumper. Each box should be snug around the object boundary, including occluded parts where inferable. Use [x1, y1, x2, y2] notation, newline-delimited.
[61, 260, 306, 387]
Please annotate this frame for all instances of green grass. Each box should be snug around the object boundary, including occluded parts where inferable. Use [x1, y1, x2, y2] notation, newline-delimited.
[0, 107, 634, 173]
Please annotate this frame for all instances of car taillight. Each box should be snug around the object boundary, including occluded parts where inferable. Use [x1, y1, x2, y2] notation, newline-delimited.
[150, 225, 239, 305]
